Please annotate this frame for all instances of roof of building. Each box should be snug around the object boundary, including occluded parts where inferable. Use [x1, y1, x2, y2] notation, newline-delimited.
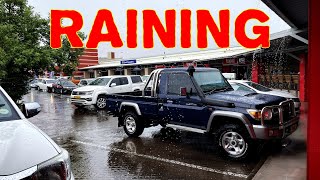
[80, 47, 256, 70]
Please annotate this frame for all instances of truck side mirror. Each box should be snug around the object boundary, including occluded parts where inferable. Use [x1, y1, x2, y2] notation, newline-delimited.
[180, 87, 187, 96]
[110, 83, 117, 87]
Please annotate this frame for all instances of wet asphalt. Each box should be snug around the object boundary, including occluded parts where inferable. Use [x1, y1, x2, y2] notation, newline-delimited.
[23, 89, 270, 180]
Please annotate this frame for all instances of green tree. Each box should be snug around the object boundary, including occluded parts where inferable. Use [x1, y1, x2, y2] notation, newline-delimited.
[50, 33, 86, 76]
[0, 0, 53, 102]
[0, 0, 86, 102]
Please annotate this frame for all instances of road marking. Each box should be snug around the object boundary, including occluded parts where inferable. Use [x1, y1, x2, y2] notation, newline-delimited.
[71, 140, 249, 179]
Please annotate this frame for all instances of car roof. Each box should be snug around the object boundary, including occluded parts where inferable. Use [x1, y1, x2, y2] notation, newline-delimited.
[160, 67, 219, 73]
[228, 80, 251, 83]
[98, 75, 136, 78]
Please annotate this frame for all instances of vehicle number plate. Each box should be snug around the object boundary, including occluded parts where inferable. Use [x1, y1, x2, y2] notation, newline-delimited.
[74, 96, 81, 99]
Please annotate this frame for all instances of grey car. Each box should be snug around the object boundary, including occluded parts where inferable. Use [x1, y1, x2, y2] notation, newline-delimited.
[0, 86, 74, 180]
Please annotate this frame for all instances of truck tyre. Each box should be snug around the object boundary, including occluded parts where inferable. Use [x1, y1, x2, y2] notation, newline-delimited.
[95, 95, 107, 110]
[47, 87, 52, 93]
[215, 124, 252, 160]
[123, 111, 144, 137]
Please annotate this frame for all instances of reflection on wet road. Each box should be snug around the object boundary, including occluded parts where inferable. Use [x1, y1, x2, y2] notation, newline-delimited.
[23, 90, 265, 180]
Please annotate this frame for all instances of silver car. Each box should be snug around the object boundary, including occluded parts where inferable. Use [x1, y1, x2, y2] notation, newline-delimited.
[0, 86, 74, 180]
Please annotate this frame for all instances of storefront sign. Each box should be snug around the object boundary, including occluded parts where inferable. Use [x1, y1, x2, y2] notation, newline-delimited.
[155, 65, 166, 69]
[224, 58, 237, 65]
[184, 62, 197, 67]
[121, 60, 136, 64]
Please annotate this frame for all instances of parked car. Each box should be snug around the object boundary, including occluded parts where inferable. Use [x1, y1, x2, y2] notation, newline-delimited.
[37, 78, 56, 91]
[31, 78, 44, 89]
[0, 86, 74, 179]
[29, 79, 39, 89]
[141, 75, 150, 83]
[228, 80, 301, 113]
[78, 79, 95, 87]
[52, 79, 78, 94]
[70, 75, 145, 109]
[71, 76, 84, 85]
[105, 67, 299, 160]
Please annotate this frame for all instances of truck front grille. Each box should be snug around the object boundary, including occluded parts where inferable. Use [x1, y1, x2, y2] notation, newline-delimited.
[261, 100, 295, 126]
[72, 91, 86, 95]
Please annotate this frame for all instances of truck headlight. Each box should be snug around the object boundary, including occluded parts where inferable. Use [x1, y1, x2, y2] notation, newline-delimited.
[32, 149, 72, 180]
[261, 108, 273, 120]
[247, 109, 261, 120]
[85, 91, 94, 96]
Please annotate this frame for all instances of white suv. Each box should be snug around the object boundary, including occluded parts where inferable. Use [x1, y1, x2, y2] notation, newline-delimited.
[0, 86, 74, 179]
[70, 75, 144, 109]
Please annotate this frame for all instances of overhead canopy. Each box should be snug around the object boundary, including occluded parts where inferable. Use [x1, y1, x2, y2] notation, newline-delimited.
[262, 0, 308, 45]
[80, 47, 256, 70]
[262, 0, 308, 60]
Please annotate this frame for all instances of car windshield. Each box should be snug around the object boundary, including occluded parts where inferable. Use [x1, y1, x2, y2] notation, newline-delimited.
[245, 82, 272, 92]
[87, 79, 94, 84]
[46, 80, 56, 84]
[141, 76, 149, 81]
[74, 77, 83, 80]
[63, 81, 76, 86]
[193, 70, 232, 94]
[0, 89, 20, 121]
[89, 78, 111, 86]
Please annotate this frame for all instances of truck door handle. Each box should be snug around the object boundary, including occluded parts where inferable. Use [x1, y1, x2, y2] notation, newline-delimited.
[186, 103, 197, 106]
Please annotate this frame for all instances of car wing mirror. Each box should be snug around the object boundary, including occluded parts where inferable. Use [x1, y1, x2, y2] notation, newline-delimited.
[110, 83, 117, 87]
[23, 102, 41, 118]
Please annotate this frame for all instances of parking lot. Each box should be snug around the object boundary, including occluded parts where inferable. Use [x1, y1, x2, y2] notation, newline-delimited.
[20, 89, 282, 180]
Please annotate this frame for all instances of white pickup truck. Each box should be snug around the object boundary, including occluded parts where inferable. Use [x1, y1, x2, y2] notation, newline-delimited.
[70, 75, 145, 109]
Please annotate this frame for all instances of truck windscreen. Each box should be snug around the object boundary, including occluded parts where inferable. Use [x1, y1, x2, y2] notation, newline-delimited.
[193, 71, 231, 94]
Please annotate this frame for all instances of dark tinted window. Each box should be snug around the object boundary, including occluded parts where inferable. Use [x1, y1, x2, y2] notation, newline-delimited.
[0, 90, 20, 121]
[120, 77, 129, 85]
[62, 81, 76, 86]
[81, 80, 88, 85]
[167, 73, 197, 96]
[131, 76, 142, 83]
[110, 78, 121, 86]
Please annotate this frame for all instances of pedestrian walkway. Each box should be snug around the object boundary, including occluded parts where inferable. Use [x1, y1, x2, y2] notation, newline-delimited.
[253, 103, 307, 180]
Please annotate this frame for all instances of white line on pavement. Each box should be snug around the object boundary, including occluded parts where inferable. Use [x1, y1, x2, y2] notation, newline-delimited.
[70, 140, 249, 179]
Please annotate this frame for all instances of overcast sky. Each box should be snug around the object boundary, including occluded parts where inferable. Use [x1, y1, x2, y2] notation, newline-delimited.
[28, 0, 290, 59]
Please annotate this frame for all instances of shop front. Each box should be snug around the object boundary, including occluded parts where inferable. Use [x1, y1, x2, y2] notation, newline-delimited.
[222, 57, 251, 80]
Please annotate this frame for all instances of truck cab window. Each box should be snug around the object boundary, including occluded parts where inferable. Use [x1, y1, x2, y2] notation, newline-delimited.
[110, 78, 121, 86]
[120, 77, 129, 85]
[167, 73, 197, 96]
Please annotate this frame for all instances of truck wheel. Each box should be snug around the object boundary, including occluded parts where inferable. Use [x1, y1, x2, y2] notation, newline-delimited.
[123, 111, 144, 137]
[47, 88, 52, 93]
[95, 96, 107, 110]
[215, 124, 252, 160]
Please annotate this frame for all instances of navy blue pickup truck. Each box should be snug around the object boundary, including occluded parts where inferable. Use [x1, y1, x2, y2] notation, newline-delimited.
[106, 67, 299, 160]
